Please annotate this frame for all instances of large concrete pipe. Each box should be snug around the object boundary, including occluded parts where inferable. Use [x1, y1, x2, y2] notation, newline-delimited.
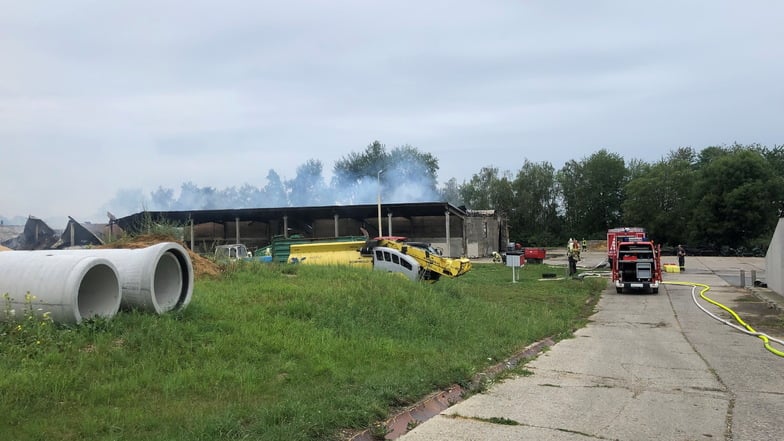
[0, 252, 121, 324]
[56, 242, 194, 314]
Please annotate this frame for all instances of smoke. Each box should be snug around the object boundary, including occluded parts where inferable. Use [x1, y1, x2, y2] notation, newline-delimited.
[102, 150, 444, 218]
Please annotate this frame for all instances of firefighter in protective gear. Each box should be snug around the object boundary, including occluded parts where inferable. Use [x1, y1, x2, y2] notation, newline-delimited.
[567, 238, 579, 276]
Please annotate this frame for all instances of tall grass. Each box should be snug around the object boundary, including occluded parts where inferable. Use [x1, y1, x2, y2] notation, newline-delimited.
[0, 263, 604, 441]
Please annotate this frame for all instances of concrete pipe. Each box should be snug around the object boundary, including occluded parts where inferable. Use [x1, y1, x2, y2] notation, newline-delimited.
[0, 252, 121, 324]
[55, 242, 194, 314]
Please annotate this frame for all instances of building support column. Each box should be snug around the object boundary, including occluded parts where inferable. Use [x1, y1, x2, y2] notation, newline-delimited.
[387, 212, 393, 237]
[445, 211, 451, 257]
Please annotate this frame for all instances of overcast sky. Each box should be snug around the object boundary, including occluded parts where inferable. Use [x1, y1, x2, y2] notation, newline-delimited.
[1, 0, 782, 224]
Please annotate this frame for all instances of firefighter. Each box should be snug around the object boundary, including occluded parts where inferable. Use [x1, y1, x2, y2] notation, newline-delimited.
[567, 238, 579, 277]
[677, 245, 686, 272]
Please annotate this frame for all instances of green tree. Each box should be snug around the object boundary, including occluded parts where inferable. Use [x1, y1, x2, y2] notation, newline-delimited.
[623, 148, 697, 245]
[287, 159, 328, 206]
[332, 141, 439, 203]
[333, 140, 387, 187]
[690, 148, 784, 248]
[459, 166, 501, 209]
[387, 144, 439, 193]
[761, 145, 784, 216]
[509, 160, 561, 245]
[263, 170, 288, 207]
[557, 149, 626, 238]
[150, 186, 174, 211]
[439, 178, 463, 206]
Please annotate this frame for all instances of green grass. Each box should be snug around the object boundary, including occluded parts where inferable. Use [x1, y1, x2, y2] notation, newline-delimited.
[0, 262, 605, 441]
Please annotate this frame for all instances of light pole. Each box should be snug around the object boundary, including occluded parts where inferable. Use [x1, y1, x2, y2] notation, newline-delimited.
[377, 169, 384, 237]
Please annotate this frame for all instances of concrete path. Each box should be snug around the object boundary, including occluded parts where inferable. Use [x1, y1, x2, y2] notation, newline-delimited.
[398, 255, 784, 441]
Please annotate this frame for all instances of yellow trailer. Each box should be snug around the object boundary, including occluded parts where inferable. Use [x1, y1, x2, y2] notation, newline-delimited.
[288, 240, 371, 267]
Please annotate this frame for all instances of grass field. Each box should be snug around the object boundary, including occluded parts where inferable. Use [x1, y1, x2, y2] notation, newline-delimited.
[1, 261, 605, 441]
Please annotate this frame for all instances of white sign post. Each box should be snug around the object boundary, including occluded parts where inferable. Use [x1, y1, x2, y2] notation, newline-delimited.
[506, 254, 524, 283]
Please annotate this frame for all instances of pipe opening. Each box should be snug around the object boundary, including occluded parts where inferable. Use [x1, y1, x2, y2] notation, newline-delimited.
[167, 249, 192, 310]
[154, 252, 184, 311]
[77, 263, 121, 321]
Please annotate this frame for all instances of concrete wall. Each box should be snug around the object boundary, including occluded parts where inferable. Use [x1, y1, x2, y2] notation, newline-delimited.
[766, 218, 784, 295]
[464, 215, 501, 258]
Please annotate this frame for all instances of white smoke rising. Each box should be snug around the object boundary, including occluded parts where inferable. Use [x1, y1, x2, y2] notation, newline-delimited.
[102, 153, 444, 218]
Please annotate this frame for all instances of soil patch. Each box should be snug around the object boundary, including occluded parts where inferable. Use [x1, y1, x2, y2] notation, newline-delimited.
[100, 234, 222, 279]
[725, 293, 784, 338]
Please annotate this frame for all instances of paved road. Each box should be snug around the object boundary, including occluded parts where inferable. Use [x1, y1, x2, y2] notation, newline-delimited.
[398, 256, 783, 441]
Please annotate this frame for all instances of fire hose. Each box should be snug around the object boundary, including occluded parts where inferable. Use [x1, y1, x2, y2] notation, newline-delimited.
[664, 281, 784, 358]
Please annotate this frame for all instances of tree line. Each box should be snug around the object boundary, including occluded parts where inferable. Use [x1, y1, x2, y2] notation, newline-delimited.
[452, 144, 784, 253]
[105, 141, 783, 253]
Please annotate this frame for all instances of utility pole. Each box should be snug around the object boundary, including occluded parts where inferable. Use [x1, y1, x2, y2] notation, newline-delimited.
[377, 169, 384, 237]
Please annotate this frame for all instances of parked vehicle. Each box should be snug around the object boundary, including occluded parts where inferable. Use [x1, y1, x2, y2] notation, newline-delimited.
[606, 227, 647, 265]
[214, 244, 251, 262]
[611, 239, 662, 294]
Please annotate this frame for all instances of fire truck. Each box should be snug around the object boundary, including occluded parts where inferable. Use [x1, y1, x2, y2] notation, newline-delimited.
[611, 237, 662, 294]
[606, 227, 647, 265]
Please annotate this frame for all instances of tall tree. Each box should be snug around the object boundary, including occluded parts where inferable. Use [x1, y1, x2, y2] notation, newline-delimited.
[439, 178, 463, 206]
[175, 182, 221, 210]
[557, 150, 626, 238]
[387, 145, 439, 190]
[459, 166, 501, 209]
[510, 160, 561, 244]
[263, 170, 288, 207]
[236, 183, 264, 208]
[332, 141, 388, 189]
[150, 186, 174, 211]
[623, 149, 696, 245]
[287, 159, 328, 206]
[690, 149, 784, 248]
[332, 141, 439, 203]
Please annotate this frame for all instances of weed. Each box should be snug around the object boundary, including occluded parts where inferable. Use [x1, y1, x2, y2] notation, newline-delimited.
[369, 421, 391, 440]
[117, 210, 186, 241]
[482, 416, 520, 426]
[1, 292, 58, 358]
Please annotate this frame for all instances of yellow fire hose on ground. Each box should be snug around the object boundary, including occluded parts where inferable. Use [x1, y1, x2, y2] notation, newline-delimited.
[664, 281, 784, 358]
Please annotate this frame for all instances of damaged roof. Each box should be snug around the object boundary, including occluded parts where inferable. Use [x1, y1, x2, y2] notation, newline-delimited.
[117, 202, 468, 231]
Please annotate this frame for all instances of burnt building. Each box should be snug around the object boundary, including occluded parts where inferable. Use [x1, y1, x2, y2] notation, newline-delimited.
[117, 202, 505, 258]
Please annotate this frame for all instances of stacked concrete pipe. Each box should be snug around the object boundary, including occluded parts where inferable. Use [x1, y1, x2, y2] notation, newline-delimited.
[56, 242, 194, 314]
[0, 242, 194, 324]
[0, 252, 122, 324]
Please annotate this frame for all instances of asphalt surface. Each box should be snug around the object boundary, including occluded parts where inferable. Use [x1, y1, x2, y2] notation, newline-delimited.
[396, 253, 783, 441]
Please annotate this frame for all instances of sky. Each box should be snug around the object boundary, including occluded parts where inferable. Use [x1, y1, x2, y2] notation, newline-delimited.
[1, 0, 783, 225]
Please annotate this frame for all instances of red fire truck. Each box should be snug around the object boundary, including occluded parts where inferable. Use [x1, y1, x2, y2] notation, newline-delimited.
[606, 227, 647, 263]
[611, 237, 662, 294]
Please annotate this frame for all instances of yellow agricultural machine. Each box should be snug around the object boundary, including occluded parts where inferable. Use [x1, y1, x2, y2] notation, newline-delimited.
[287, 237, 471, 282]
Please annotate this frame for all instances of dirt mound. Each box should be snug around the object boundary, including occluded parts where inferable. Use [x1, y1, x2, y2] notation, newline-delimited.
[99, 234, 221, 279]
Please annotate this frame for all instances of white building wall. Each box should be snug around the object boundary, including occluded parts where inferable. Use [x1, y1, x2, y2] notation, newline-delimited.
[766, 218, 784, 295]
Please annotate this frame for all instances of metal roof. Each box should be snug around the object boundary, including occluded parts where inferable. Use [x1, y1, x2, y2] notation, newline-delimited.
[116, 202, 467, 231]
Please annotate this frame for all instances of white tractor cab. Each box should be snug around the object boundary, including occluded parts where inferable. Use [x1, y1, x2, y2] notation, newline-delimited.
[361, 237, 471, 283]
[214, 244, 251, 262]
[371, 245, 422, 281]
